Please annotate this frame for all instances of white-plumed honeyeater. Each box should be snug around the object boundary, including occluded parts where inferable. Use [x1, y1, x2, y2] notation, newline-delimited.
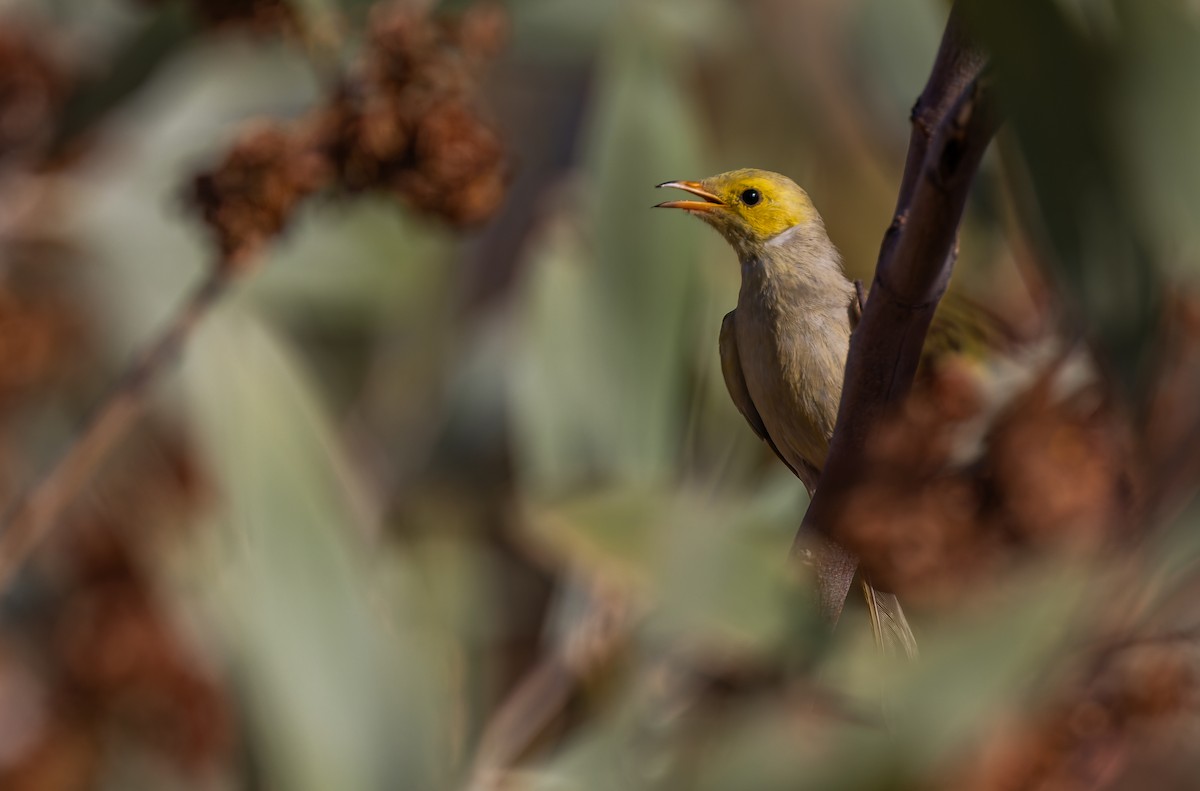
[656, 168, 971, 658]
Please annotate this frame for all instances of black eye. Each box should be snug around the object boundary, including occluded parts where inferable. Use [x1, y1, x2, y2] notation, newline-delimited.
[741, 188, 761, 206]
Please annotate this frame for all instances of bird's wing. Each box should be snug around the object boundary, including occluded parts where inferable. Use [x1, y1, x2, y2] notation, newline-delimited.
[926, 292, 1020, 363]
[719, 310, 820, 493]
[851, 283, 1016, 372]
[722, 312, 915, 658]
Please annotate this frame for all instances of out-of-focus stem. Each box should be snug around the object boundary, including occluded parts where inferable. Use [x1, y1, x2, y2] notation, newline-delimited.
[0, 270, 230, 592]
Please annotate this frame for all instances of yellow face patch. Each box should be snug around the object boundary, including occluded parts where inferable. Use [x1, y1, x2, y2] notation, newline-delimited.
[657, 169, 820, 253]
[701, 170, 815, 241]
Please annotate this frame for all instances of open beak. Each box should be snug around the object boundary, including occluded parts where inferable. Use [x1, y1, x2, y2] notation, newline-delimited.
[654, 180, 725, 212]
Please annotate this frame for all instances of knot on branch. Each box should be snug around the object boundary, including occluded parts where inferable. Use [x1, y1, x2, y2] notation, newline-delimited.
[871, 273, 948, 315]
[929, 77, 1000, 192]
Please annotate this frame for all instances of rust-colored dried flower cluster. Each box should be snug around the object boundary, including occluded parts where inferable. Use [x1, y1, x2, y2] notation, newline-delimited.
[192, 1, 509, 270]
[836, 358, 1138, 605]
[326, 1, 508, 222]
[192, 122, 331, 266]
[0, 260, 87, 405]
[0, 26, 68, 164]
[831, 305, 1200, 788]
[46, 429, 228, 776]
[0, 260, 229, 789]
[943, 638, 1199, 791]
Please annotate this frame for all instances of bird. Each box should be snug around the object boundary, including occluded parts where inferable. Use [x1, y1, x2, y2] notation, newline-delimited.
[655, 168, 926, 656]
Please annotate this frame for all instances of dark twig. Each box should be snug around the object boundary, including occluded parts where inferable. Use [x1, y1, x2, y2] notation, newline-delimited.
[794, 2, 1000, 622]
[891, 2, 989, 222]
[0, 271, 231, 592]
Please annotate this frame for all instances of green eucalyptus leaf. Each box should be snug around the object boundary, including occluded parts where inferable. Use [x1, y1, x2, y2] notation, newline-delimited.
[509, 17, 707, 494]
[181, 311, 452, 791]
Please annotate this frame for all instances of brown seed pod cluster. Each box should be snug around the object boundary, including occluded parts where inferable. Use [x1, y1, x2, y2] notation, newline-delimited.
[192, 121, 332, 270]
[836, 357, 1138, 606]
[0, 256, 88, 406]
[0, 257, 229, 786]
[836, 288, 1200, 611]
[47, 427, 228, 776]
[191, 1, 509, 270]
[0, 25, 68, 165]
[325, 0, 508, 224]
[942, 638, 1199, 791]
[834, 325, 1200, 787]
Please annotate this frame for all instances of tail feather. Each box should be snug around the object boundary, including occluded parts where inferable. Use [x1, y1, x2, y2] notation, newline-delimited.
[860, 578, 919, 660]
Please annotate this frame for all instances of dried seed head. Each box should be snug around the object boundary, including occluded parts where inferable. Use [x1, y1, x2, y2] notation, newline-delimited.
[191, 121, 332, 271]
[0, 24, 68, 163]
[191, 2, 510, 268]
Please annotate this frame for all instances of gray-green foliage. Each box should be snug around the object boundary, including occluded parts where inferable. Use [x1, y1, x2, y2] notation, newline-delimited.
[53, 0, 1200, 788]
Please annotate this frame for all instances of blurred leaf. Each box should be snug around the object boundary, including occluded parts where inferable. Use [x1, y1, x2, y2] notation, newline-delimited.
[970, 0, 1165, 397]
[52, 0, 200, 153]
[1118, 0, 1200, 276]
[524, 666, 712, 791]
[509, 219, 620, 493]
[686, 563, 1093, 791]
[579, 16, 706, 482]
[1143, 504, 1200, 607]
[522, 487, 665, 589]
[880, 566, 1089, 763]
[180, 310, 452, 791]
[851, 0, 944, 121]
[505, 0, 621, 62]
[509, 7, 708, 496]
[505, 0, 725, 59]
[250, 199, 450, 329]
[523, 479, 812, 659]
[644, 483, 812, 657]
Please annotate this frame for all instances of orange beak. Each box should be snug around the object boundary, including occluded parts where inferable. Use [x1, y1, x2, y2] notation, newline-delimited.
[654, 181, 726, 212]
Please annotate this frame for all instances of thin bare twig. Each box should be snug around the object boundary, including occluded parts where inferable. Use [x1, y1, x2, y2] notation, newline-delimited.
[463, 581, 887, 786]
[463, 583, 632, 787]
[794, 2, 999, 622]
[0, 270, 231, 591]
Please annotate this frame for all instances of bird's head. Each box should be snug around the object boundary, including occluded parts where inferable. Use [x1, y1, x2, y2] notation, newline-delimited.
[655, 168, 819, 256]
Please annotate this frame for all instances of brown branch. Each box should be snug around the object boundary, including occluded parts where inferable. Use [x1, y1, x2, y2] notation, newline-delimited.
[892, 2, 989, 221]
[794, 2, 1000, 622]
[0, 270, 231, 592]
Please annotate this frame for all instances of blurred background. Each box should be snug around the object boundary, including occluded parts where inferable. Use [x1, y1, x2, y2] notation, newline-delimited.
[0, 0, 1198, 788]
